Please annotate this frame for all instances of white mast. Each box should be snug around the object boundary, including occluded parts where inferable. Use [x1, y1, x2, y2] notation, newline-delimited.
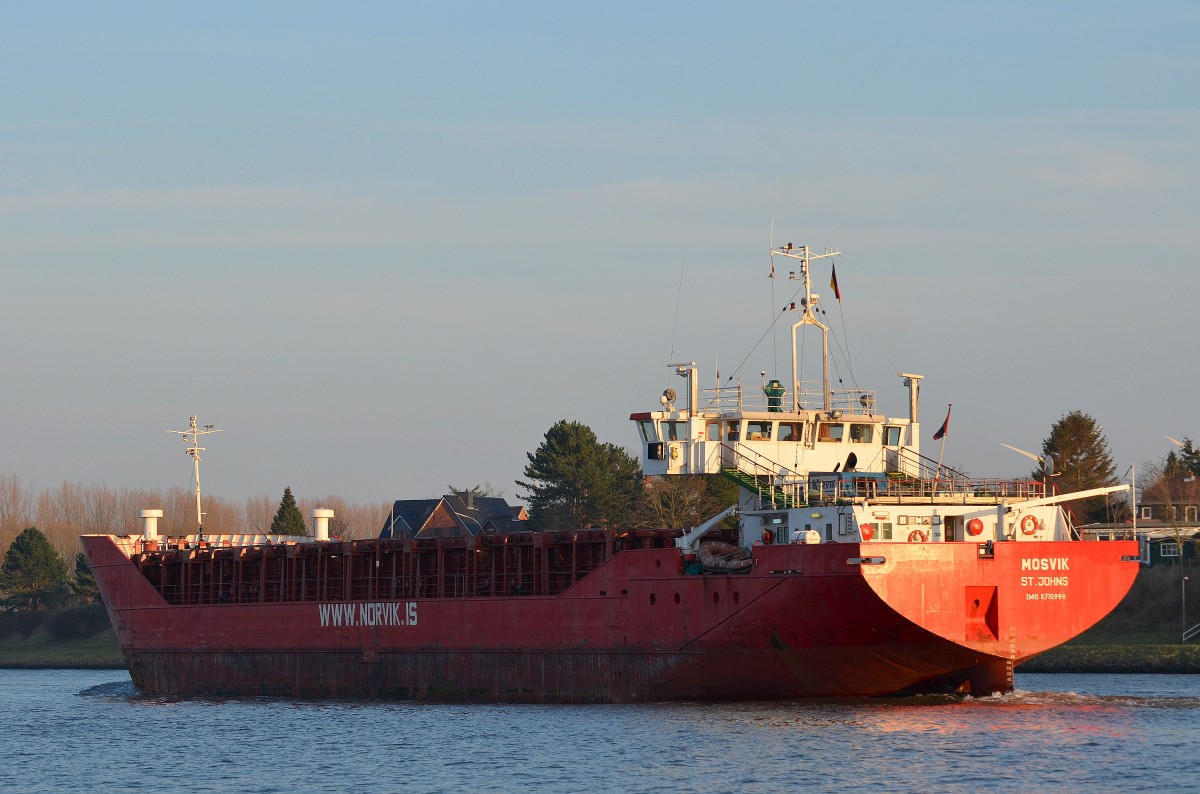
[769, 243, 841, 412]
[167, 415, 222, 540]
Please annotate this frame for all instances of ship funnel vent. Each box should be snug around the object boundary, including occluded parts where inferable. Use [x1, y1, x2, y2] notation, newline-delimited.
[140, 509, 163, 541]
[311, 509, 335, 541]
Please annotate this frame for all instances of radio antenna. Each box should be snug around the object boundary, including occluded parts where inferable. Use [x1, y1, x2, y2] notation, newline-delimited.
[167, 415, 222, 541]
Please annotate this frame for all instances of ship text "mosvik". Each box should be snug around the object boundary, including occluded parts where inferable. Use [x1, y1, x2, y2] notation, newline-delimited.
[318, 601, 418, 628]
[1021, 557, 1069, 571]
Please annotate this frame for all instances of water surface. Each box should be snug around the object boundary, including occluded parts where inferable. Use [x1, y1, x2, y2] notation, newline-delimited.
[3, 670, 1196, 792]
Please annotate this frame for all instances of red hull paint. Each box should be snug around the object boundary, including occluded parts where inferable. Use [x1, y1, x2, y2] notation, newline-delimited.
[83, 535, 1138, 701]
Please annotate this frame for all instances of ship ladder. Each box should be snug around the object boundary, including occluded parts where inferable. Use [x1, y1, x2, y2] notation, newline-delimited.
[720, 467, 799, 509]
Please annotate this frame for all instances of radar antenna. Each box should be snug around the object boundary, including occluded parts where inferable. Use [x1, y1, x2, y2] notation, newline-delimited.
[167, 415, 222, 541]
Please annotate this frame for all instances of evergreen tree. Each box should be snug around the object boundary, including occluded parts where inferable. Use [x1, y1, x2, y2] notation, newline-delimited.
[0, 527, 70, 611]
[1036, 411, 1118, 523]
[269, 487, 308, 536]
[517, 420, 642, 530]
[1175, 438, 1200, 476]
[71, 552, 99, 603]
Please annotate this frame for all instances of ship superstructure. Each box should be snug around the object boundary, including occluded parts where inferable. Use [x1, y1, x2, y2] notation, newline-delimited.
[631, 243, 1124, 549]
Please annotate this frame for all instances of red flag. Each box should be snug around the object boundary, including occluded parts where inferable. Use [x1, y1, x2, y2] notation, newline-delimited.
[830, 264, 841, 302]
[933, 403, 952, 440]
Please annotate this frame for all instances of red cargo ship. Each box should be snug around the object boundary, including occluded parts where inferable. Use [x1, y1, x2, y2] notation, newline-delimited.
[83, 242, 1139, 700]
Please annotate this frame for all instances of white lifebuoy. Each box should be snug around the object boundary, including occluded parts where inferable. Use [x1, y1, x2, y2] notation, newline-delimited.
[1020, 515, 1040, 536]
[907, 529, 928, 543]
[967, 518, 984, 536]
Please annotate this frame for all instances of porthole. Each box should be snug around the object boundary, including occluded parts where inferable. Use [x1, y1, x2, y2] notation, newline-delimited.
[712, 592, 720, 605]
[650, 593, 657, 605]
[673, 592, 680, 605]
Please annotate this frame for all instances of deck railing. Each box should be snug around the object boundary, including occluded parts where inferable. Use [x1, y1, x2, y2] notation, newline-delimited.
[700, 381, 877, 414]
[720, 442, 1044, 508]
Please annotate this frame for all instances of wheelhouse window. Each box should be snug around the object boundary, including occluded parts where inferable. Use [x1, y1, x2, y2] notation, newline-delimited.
[726, 421, 741, 441]
[778, 422, 802, 442]
[638, 421, 658, 442]
[747, 420, 771, 440]
[706, 421, 721, 441]
[662, 421, 686, 441]
[849, 424, 873, 443]
[817, 423, 844, 442]
[884, 426, 902, 446]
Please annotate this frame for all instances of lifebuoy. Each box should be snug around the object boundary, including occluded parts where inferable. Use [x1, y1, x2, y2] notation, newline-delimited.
[762, 529, 775, 544]
[1020, 515, 1040, 535]
[907, 529, 928, 543]
[860, 523, 874, 541]
[967, 518, 984, 536]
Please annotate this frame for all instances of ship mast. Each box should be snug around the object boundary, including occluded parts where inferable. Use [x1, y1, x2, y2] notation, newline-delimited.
[769, 243, 841, 412]
[167, 415, 222, 540]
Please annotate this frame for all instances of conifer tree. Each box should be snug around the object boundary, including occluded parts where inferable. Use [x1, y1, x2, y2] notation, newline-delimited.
[269, 487, 308, 536]
[517, 420, 641, 530]
[1036, 411, 1117, 523]
[1175, 438, 1200, 476]
[72, 552, 99, 603]
[0, 527, 70, 611]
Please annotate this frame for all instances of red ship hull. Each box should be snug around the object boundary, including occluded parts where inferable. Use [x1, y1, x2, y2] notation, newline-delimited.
[83, 535, 1137, 701]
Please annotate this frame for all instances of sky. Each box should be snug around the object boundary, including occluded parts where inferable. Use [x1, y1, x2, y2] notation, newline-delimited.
[2, 2, 1198, 509]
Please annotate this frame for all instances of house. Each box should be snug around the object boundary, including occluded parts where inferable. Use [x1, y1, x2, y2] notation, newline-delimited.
[1137, 472, 1200, 523]
[1083, 523, 1199, 566]
[1137, 527, 1200, 566]
[1136, 501, 1200, 524]
[379, 491, 529, 540]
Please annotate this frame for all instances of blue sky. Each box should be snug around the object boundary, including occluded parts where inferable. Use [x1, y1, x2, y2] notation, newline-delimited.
[2, 3, 1197, 506]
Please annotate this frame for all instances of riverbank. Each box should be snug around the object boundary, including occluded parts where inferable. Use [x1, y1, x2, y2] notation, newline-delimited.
[1021, 643, 1200, 674]
[0, 606, 125, 669]
[0, 628, 124, 669]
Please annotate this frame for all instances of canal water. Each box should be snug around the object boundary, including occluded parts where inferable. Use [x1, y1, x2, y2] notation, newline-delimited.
[2, 669, 1197, 792]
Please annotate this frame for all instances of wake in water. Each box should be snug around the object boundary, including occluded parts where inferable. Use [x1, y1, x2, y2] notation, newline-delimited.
[968, 686, 1200, 710]
[77, 680, 140, 700]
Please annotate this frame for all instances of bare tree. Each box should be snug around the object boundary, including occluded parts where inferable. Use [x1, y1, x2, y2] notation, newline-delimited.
[632, 476, 735, 530]
[243, 493, 276, 535]
[0, 474, 35, 558]
[0, 473, 412, 555]
[81, 483, 121, 535]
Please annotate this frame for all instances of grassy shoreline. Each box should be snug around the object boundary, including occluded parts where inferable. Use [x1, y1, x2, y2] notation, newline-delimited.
[0, 628, 125, 669]
[1021, 643, 1200, 674]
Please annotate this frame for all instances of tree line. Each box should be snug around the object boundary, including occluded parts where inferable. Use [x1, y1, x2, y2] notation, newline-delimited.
[0, 474, 392, 565]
